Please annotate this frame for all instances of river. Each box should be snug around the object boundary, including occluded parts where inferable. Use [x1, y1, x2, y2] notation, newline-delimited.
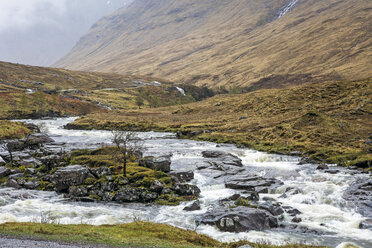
[0, 117, 371, 247]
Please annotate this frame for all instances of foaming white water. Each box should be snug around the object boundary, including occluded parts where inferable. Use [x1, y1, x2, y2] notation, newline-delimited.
[2, 118, 372, 247]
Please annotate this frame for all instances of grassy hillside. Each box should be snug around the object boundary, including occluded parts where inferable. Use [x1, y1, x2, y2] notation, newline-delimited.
[0, 61, 207, 119]
[0, 222, 326, 248]
[67, 79, 372, 168]
[55, 0, 372, 87]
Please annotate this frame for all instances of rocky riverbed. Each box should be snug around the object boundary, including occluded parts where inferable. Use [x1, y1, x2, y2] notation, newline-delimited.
[0, 117, 371, 247]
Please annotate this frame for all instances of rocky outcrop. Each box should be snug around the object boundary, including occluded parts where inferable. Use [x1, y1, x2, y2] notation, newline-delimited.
[139, 157, 171, 172]
[0, 166, 11, 178]
[343, 179, 372, 217]
[196, 206, 278, 232]
[202, 150, 243, 167]
[51, 165, 91, 192]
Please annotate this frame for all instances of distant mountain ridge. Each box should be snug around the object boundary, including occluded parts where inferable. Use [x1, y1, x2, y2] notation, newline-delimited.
[55, 0, 372, 87]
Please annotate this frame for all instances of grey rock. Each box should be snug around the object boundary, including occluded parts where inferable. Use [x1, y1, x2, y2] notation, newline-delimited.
[183, 200, 201, 211]
[150, 180, 164, 193]
[68, 186, 89, 198]
[169, 171, 194, 182]
[225, 176, 283, 192]
[0, 166, 11, 178]
[359, 219, 372, 230]
[139, 157, 171, 172]
[24, 180, 40, 189]
[25, 133, 54, 147]
[39, 155, 61, 169]
[0, 156, 5, 166]
[6, 179, 21, 189]
[196, 206, 278, 232]
[258, 202, 284, 216]
[173, 183, 201, 196]
[90, 167, 111, 178]
[316, 164, 329, 170]
[51, 165, 90, 192]
[343, 179, 372, 217]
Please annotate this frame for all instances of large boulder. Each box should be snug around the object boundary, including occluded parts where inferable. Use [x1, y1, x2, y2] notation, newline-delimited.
[225, 175, 283, 193]
[343, 179, 372, 217]
[202, 150, 243, 167]
[196, 206, 278, 232]
[139, 157, 171, 172]
[51, 165, 90, 192]
[169, 171, 194, 183]
[25, 133, 54, 147]
[114, 187, 158, 203]
[183, 200, 201, 211]
[173, 183, 201, 196]
[0, 166, 11, 178]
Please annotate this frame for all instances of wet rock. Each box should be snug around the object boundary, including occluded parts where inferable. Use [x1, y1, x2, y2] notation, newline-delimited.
[284, 224, 324, 235]
[289, 151, 302, 156]
[141, 191, 158, 202]
[324, 169, 340, 174]
[173, 183, 201, 196]
[316, 164, 329, 170]
[183, 200, 201, 211]
[359, 219, 372, 230]
[51, 165, 90, 192]
[139, 156, 171, 172]
[258, 202, 284, 216]
[114, 187, 143, 202]
[196, 206, 278, 232]
[150, 180, 164, 193]
[90, 167, 111, 178]
[9, 173, 25, 180]
[24, 180, 40, 189]
[225, 176, 283, 193]
[25, 133, 54, 147]
[68, 186, 88, 198]
[6, 179, 22, 189]
[7, 140, 27, 152]
[202, 151, 243, 167]
[114, 188, 157, 203]
[24, 123, 40, 133]
[343, 179, 372, 217]
[19, 157, 41, 167]
[0, 166, 11, 178]
[283, 206, 302, 216]
[0, 156, 6, 166]
[292, 217, 302, 223]
[169, 171, 194, 182]
[39, 155, 61, 169]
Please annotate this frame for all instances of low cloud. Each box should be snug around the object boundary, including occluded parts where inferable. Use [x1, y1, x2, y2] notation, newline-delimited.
[0, 0, 133, 66]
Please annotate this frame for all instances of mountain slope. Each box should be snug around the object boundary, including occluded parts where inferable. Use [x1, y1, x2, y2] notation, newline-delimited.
[55, 0, 372, 87]
[0, 61, 201, 119]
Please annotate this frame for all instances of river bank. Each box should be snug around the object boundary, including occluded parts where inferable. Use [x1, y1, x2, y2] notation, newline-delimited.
[0, 117, 371, 247]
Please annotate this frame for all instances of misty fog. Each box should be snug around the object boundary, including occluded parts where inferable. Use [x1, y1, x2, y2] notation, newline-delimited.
[0, 0, 133, 66]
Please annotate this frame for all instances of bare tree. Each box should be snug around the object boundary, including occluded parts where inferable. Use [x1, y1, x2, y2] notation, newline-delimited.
[111, 130, 144, 177]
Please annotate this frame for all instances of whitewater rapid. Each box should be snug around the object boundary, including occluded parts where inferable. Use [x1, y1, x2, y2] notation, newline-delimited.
[0, 117, 371, 247]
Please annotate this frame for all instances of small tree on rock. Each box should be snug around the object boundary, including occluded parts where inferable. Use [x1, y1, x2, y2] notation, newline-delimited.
[111, 130, 144, 177]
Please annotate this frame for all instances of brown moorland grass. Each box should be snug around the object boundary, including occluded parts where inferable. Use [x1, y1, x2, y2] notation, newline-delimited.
[67, 79, 372, 167]
[0, 61, 200, 119]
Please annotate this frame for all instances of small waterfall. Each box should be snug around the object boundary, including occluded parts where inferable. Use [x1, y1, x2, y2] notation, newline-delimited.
[277, 0, 299, 19]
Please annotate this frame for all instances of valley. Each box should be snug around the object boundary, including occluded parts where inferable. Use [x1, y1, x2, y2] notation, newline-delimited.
[0, 0, 371, 247]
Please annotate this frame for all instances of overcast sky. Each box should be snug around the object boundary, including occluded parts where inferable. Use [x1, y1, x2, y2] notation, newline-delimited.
[0, 0, 132, 66]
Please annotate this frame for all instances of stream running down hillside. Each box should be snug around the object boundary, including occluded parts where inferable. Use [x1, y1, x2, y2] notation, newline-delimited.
[0, 118, 371, 247]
